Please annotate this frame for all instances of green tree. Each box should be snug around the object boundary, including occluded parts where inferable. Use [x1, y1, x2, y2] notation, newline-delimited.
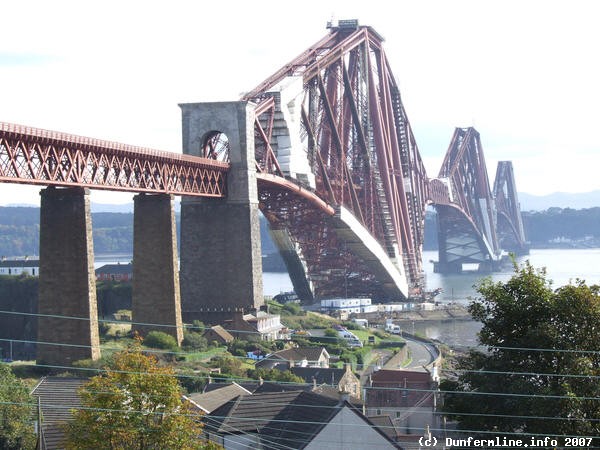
[64, 339, 211, 449]
[441, 262, 600, 441]
[247, 368, 304, 384]
[143, 331, 178, 351]
[0, 364, 35, 450]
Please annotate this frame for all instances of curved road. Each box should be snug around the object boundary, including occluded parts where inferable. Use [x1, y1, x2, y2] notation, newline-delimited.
[402, 335, 439, 370]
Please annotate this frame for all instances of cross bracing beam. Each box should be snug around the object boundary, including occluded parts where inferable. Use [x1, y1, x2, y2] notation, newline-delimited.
[245, 21, 428, 300]
[433, 129, 527, 272]
[494, 161, 528, 255]
[0, 122, 228, 196]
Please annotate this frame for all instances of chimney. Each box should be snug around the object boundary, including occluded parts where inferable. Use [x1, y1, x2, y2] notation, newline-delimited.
[338, 390, 350, 404]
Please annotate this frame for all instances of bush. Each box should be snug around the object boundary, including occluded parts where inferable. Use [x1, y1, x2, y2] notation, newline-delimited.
[209, 355, 245, 377]
[182, 332, 208, 352]
[187, 320, 206, 333]
[324, 328, 339, 338]
[247, 368, 304, 384]
[342, 321, 361, 330]
[143, 331, 178, 350]
[281, 302, 302, 315]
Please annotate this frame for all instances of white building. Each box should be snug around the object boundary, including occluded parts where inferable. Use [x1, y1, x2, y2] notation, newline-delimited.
[321, 298, 372, 314]
[0, 257, 39, 276]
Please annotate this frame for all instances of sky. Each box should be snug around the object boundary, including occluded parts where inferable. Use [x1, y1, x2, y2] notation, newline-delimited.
[1, 0, 599, 205]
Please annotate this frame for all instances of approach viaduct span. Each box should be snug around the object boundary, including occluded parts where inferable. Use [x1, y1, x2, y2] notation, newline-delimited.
[0, 20, 526, 366]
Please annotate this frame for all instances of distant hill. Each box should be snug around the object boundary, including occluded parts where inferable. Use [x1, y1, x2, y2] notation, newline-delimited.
[8, 190, 600, 212]
[2, 200, 600, 258]
[518, 190, 600, 211]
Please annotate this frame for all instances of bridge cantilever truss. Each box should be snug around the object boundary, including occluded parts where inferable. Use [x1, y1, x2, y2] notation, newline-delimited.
[431, 128, 527, 273]
[0, 20, 528, 301]
[242, 20, 428, 301]
[494, 160, 528, 256]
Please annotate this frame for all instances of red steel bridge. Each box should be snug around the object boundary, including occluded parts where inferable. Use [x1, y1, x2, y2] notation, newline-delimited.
[0, 20, 526, 304]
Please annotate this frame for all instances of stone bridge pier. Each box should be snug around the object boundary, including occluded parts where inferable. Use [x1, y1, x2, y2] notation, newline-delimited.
[36, 188, 184, 367]
[132, 193, 183, 344]
[37, 187, 100, 366]
[179, 101, 264, 325]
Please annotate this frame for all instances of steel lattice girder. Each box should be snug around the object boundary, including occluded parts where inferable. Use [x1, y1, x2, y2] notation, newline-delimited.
[493, 161, 527, 252]
[437, 127, 499, 258]
[245, 23, 429, 298]
[0, 122, 228, 196]
[258, 179, 396, 301]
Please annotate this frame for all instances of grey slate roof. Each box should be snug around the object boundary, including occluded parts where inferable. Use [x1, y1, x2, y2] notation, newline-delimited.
[187, 382, 252, 413]
[206, 390, 340, 449]
[31, 377, 88, 450]
[94, 263, 133, 275]
[291, 366, 345, 385]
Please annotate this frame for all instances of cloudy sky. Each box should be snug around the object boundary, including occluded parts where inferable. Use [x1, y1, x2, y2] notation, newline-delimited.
[1, 0, 598, 205]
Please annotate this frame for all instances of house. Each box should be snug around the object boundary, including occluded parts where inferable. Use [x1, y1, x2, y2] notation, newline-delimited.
[255, 346, 330, 370]
[203, 325, 234, 345]
[30, 376, 88, 450]
[0, 257, 39, 276]
[204, 390, 401, 449]
[272, 291, 300, 304]
[186, 382, 252, 414]
[292, 363, 362, 402]
[95, 262, 133, 282]
[364, 369, 439, 436]
[227, 311, 284, 341]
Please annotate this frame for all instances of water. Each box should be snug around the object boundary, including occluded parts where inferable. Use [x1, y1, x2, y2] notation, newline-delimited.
[94, 249, 600, 347]
[93, 254, 293, 297]
[423, 248, 600, 304]
[264, 248, 600, 301]
[413, 248, 600, 347]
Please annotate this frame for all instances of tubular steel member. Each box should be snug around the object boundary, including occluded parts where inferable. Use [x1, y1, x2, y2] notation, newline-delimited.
[244, 20, 429, 301]
[433, 127, 501, 273]
[494, 161, 528, 255]
[0, 121, 228, 197]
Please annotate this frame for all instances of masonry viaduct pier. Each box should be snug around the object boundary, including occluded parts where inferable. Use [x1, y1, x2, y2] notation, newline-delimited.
[0, 20, 527, 367]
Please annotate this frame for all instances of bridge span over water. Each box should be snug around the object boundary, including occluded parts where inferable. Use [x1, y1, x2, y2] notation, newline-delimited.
[0, 20, 526, 366]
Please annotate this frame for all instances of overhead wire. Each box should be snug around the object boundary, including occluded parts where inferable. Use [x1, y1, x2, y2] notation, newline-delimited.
[4, 308, 600, 441]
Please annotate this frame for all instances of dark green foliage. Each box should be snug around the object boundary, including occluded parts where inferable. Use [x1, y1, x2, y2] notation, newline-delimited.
[522, 207, 600, 247]
[208, 355, 245, 377]
[96, 281, 132, 317]
[0, 275, 38, 360]
[176, 368, 207, 394]
[247, 368, 304, 385]
[0, 364, 35, 450]
[188, 320, 206, 333]
[227, 339, 275, 359]
[338, 350, 357, 368]
[0, 207, 284, 264]
[182, 332, 208, 352]
[341, 321, 361, 330]
[281, 302, 302, 315]
[143, 331, 178, 351]
[323, 328, 339, 338]
[442, 262, 600, 440]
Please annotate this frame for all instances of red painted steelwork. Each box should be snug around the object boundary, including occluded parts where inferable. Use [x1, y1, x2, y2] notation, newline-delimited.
[437, 127, 499, 255]
[245, 22, 429, 299]
[0, 122, 228, 196]
[494, 161, 528, 254]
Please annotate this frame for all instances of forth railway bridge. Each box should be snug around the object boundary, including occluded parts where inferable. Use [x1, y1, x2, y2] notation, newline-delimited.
[0, 20, 526, 366]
